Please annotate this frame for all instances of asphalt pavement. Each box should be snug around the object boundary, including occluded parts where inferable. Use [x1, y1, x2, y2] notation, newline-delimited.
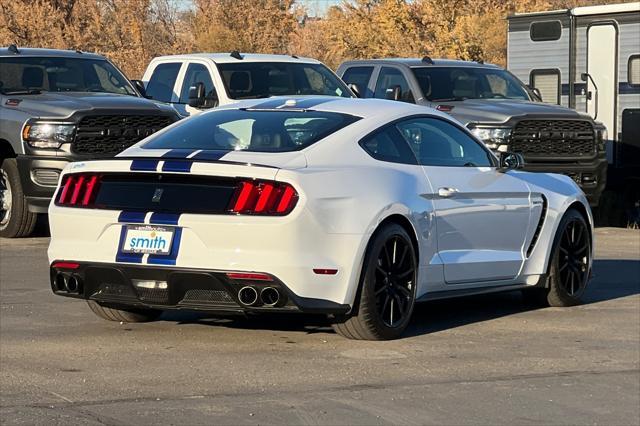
[1, 226, 639, 425]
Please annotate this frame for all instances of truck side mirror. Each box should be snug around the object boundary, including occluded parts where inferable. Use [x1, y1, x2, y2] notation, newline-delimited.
[499, 152, 525, 171]
[580, 73, 588, 82]
[385, 85, 402, 101]
[131, 79, 148, 98]
[348, 83, 362, 98]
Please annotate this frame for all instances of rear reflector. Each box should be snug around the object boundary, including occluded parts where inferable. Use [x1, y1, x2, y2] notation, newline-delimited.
[226, 272, 273, 281]
[56, 173, 101, 207]
[313, 268, 338, 275]
[229, 180, 298, 215]
[52, 262, 80, 270]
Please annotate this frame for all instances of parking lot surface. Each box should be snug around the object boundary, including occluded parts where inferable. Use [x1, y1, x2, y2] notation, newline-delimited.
[1, 227, 639, 425]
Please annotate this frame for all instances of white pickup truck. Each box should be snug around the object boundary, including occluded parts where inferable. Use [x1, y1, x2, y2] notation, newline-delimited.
[140, 52, 354, 117]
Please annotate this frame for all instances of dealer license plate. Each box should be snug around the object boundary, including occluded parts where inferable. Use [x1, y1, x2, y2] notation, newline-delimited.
[121, 225, 175, 255]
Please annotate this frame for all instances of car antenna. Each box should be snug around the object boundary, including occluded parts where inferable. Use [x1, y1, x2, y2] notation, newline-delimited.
[230, 50, 243, 60]
[421, 55, 434, 64]
[477, 59, 484, 64]
[8, 44, 20, 54]
[291, 54, 298, 59]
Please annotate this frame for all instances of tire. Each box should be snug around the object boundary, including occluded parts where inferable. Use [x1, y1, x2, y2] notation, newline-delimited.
[332, 223, 417, 340]
[526, 209, 592, 307]
[0, 157, 37, 238]
[87, 300, 162, 323]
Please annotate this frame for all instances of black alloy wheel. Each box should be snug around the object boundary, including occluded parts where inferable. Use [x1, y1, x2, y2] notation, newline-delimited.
[373, 235, 415, 327]
[332, 223, 417, 340]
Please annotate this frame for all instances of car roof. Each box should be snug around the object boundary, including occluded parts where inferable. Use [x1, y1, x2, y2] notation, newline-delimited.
[215, 96, 451, 120]
[341, 58, 502, 69]
[151, 53, 322, 65]
[0, 47, 106, 60]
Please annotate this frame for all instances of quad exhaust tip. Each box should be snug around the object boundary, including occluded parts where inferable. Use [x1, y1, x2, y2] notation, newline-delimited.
[54, 273, 82, 294]
[66, 275, 81, 293]
[260, 287, 280, 307]
[238, 286, 259, 306]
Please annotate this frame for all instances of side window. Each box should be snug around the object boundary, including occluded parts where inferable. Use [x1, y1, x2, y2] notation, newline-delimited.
[628, 55, 640, 86]
[145, 62, 181, 103]
[341, 66, 374, 95]
[359, 127, 417, 164]
[179, 63, 215, 104]
[530, 69, 560, 104]
[374, 67, 415, 103]
[396, 118, 493, 167]
[530, 21, 562, 42]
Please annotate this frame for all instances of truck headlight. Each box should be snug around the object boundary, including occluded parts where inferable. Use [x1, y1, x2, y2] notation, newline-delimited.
[470, 127, 512, 150]
[22, 122, 75, 149]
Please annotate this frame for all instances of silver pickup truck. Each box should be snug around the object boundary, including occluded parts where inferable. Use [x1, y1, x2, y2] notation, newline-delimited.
[0, 46, 179, 237]
[337, 58, 608, 208]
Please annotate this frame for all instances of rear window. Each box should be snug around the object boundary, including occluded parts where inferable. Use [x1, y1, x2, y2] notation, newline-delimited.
[216, 62, 352, 100]
[143, 109, 360, 152]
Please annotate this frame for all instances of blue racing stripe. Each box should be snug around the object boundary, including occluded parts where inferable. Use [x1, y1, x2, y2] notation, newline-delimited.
[147, 227, 182, 266]
[162, 149, 197, 159]
[118, 211, 146, 223]
[116, 225, 143, 264]
[130, 159, 159, 171]
[191, 150, 228, 161]
[149, 212, 180, 225]
[162, 160, 192, 172]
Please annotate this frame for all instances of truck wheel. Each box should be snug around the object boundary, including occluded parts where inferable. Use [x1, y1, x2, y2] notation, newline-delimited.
[332, 223, 417, 340]
[87, 300, 162, 323]
[0, 158, 37, 238]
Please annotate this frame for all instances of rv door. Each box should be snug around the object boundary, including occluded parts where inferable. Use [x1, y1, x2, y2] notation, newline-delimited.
[587, 23, 618, 161]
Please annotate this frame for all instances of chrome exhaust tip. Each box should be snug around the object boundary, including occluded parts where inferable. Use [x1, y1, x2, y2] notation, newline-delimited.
[54, 273, 67, 292]
[238, 286, 258, 306]
[260, 287, 280, 307]
[66, 275, 81, 293]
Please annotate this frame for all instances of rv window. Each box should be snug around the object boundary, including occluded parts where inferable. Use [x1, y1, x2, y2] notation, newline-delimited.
[530, 21, 562, 42]
[629, 55, 640, 85]
[530, 69, 560, 104]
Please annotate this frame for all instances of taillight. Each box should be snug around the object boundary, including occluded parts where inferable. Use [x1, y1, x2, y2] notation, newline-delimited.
[57, 173, 101, 207]
[229, 180, 298, 215]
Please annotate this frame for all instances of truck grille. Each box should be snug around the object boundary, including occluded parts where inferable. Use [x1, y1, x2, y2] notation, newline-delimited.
[511, 120, 595, 157]
[73, 114, 174, 155]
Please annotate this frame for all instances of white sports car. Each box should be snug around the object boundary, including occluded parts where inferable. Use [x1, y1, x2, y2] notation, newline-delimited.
[48, 97, 593, 340]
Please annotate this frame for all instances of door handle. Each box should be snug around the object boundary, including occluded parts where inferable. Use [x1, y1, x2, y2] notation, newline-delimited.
[438, 187, 459, 198]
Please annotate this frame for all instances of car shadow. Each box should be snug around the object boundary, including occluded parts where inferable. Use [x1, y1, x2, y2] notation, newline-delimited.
[165, 258, 639, 339]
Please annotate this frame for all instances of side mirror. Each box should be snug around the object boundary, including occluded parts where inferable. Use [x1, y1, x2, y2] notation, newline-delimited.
[580, 73, 588, 82]
[385, 85, 402, 101]
[348, 83, 362, 98]
[131, 79, 148, 98]
[499, 152, 525, 171]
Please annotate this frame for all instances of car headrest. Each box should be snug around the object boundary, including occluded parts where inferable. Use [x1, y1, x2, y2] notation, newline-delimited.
[452, 77, 475, 98]
[22, 67, 44, 88]
[230, 72, 250, 91]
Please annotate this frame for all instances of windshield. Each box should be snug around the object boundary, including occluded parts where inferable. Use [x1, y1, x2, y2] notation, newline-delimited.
[0, 57, 137, 95]
[143, 108, 360, 152]
[216, 62, 352, 100]
[412, 67, 531, 102]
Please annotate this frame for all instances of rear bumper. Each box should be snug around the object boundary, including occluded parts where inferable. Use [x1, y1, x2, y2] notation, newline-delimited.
[523, 157, 607, 207]
[50, 262, 350, 315]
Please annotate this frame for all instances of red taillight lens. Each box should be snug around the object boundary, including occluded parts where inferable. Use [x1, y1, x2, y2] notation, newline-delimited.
[56, 173, 101, 207]
[229, 180, 298, 215]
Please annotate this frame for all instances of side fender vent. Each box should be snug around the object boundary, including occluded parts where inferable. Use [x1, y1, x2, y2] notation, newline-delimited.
[526, 195, 548, 258]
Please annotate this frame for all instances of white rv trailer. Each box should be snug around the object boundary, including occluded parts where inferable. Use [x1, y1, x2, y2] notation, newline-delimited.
[507, 2, 639, 224]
